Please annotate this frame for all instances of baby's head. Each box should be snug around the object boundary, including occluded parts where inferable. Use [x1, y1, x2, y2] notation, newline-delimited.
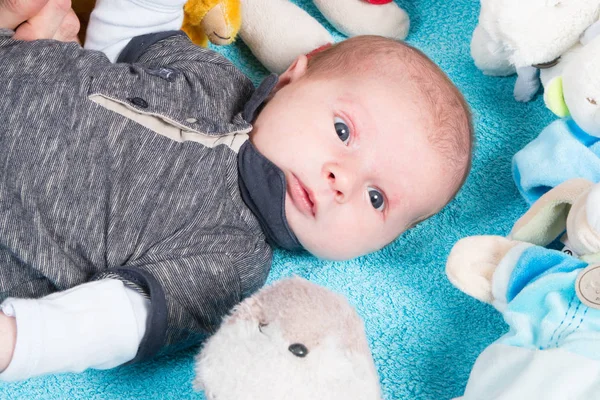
[251, 36, 473, 260]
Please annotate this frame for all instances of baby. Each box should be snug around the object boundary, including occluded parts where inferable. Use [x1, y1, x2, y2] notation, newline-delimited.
[0, 0, 472, 381]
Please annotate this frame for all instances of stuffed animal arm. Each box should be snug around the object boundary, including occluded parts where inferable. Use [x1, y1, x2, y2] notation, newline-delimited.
[193, 277, 382, 400]
[239, 0, 333, 74]
[239, 0, 410, 73]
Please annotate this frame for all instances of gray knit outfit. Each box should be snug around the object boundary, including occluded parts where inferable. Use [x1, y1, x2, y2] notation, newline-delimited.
[0, 30, 301, 361]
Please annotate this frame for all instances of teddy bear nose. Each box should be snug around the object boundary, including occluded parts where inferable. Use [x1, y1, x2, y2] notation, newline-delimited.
[288, 343, 309, 357]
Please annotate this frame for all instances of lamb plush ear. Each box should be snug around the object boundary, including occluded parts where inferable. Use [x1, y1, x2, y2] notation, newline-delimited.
[510, 178, 594, 245]
[544, 76, 571, 118]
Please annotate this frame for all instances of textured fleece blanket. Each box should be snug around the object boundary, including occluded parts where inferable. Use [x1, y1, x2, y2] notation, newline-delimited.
[0, 0, 559, 398]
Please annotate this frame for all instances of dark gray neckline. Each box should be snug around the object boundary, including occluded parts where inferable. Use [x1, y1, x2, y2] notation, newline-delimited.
[237, 74, 303, 251]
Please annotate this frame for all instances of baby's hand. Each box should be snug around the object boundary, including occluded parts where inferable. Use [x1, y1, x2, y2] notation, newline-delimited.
[0, 311, 16, 373]
[0, 0, 79, 42]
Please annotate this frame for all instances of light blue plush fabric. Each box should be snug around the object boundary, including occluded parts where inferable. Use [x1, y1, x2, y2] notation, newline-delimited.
[513, 119, 600, 204]
[0, 0, 561, 399]
[494, 246, 600, 360]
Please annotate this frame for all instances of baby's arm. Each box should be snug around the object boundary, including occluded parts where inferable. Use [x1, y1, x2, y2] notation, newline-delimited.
[0, 280, 149, 380]
[0, 313, 16, 372]
[85, 0, 188, 62]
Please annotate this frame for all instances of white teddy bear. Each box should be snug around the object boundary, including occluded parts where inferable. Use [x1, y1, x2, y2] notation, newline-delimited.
[193, 277, 382, 400]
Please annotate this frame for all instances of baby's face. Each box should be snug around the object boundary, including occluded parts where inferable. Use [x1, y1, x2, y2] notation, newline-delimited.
[251, 57, 455, 260]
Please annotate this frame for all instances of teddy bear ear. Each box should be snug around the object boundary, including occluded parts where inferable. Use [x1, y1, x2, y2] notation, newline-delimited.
[510, 179, 594, 246]
[544, 76, 571, 118]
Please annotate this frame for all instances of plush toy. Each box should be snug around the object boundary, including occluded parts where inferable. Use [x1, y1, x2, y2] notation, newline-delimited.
[182, 0, 242, 47]
[239, 0, 410, 73]
[470, 0, 600, 102]
[540, 27, 600, 138]
[193, 277, 382, 400]
[511, 33, 600, 205]
[446, 179, 600, 399]
[75, 0, 407, 69]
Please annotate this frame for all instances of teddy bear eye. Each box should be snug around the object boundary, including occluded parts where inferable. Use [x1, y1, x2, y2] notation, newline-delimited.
[288, 343, 309, 357]
[587, 97, 597, 105]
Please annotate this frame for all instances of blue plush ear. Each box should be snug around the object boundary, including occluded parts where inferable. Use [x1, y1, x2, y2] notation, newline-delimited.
[544, 76, 571, 118]
[509, 179, 594, 246]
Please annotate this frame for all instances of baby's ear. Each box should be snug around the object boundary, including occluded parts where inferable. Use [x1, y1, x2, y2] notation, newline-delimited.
[446, 236, 520, 303]
[510, 178, 594, 245]
[273, 55, 308, 93]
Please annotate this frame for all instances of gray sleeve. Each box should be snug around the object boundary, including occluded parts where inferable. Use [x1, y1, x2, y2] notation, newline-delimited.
[116, 30, 187, 64]
[115, 30, 242, 75]
[93, 253, 243, 361]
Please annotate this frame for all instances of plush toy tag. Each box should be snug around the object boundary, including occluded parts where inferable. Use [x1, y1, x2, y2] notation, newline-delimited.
[544, 76, 570, 118]
[576, 264, 600, 309]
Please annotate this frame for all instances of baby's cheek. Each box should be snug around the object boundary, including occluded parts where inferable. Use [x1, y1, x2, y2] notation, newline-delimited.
[323, 214, 377, 257]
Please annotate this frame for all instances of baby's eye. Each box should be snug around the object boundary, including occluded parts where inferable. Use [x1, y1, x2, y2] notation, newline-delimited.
[334, 117, 350, 145]
[368, 187, 385, 211]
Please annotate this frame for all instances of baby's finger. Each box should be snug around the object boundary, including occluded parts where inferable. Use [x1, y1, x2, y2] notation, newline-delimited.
[52, 9, 80, 43]
[0, 0, 48, 30]
[13, 0, 71, 41]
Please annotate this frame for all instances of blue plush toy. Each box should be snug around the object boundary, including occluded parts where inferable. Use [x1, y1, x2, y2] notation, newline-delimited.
[513, 119, 600, 204]
[513, 33, 600, 204]
[446, 179, 600, 399]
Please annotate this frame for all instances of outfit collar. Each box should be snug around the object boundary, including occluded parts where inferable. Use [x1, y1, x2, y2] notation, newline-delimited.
[237, 74, 303, 252]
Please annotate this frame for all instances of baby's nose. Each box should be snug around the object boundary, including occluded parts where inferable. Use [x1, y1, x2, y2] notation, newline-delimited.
[326, 168, 354, 203]
[328, 172, 343, 201]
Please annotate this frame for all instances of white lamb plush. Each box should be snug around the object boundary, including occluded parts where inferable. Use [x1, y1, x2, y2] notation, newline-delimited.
[193, 277, 382, 400]
[471, 0, 600, 102]
[539, 31, 600, 137]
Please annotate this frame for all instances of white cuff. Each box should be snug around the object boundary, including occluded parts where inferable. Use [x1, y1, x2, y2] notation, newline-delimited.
[0, 279, 150, 381]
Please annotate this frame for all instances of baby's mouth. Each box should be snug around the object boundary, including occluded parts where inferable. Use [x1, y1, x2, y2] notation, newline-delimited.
[288, 174, 316, 217]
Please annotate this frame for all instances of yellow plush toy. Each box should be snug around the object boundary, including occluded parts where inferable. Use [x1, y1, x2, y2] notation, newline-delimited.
[73, 0, 241, 48]
[182, 0, 242, 47]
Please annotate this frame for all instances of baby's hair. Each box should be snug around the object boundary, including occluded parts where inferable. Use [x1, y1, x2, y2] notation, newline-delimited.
[306, 36, 474, 204]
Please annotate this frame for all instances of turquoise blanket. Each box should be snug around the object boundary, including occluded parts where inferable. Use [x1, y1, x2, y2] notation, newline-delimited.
[0, 0, 559, 398]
